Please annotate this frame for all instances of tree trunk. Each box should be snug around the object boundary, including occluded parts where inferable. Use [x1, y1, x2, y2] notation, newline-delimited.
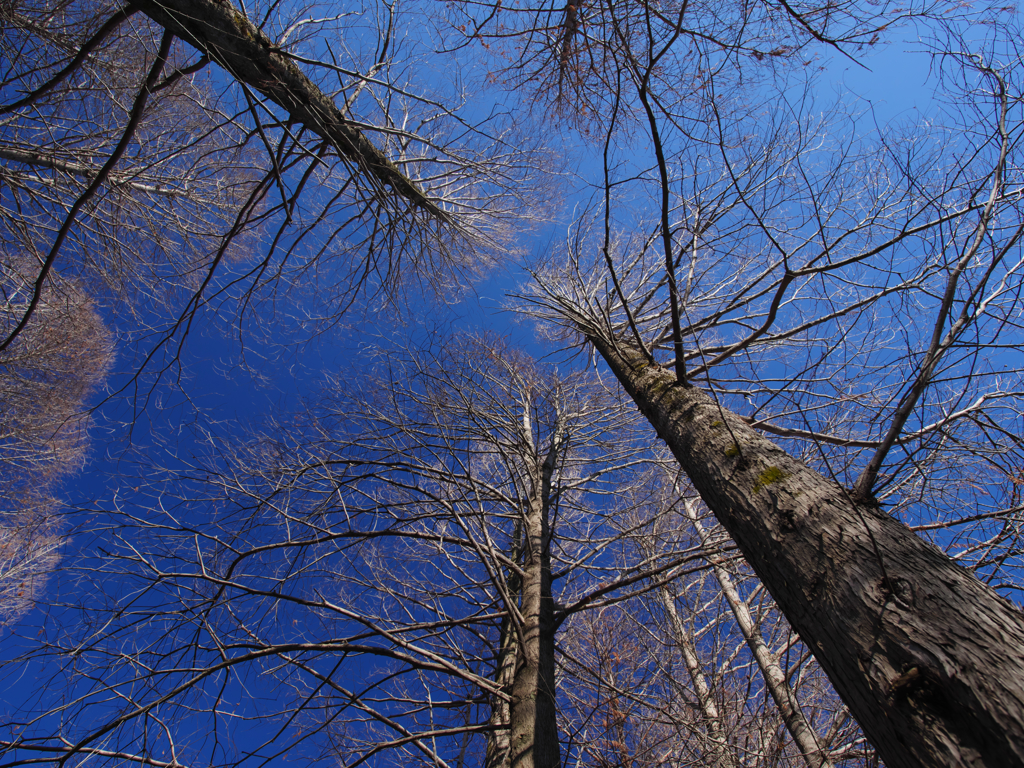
[487, 575, 519, 768]
[684, 500, 835, 768]
[658, 586, 741, 768]
[590, 334, 1024, 768]
[508, 519, 559, 768]
[506, 435, 561, 768]
[133, 0, 444, 218]
[490, 417, 562, 768]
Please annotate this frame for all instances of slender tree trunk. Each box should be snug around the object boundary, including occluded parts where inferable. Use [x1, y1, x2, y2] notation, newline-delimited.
[589, 334, 1024, 768]
[487, 572, 520, 768]
[507, 439, 561, 768]
[658, 586, 741, 768]
[683, 500, 835, 768]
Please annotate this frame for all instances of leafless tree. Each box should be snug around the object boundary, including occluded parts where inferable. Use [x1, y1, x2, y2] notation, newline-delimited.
[0, 0, 543, 393]
[516, 5, 1024, 765]
[680, 496, 839, 768]
[0, 0, 544, 618]
[558, 466, 865, 768]
[0, 254, 113, 623]
[4, 0, 1024, 765]
[0, 336, 715, 767]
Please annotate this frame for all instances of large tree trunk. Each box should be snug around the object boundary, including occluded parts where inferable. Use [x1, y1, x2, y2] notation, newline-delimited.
[589, 334, 1024, 768]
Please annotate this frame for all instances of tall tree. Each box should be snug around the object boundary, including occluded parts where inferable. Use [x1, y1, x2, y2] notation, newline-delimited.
[0, 337, 705, 766]
[0, 0, 538, 389]
[513, 5, 1024, 765]
[2, 0, 1024, 765]
[560, 470, 863, 768]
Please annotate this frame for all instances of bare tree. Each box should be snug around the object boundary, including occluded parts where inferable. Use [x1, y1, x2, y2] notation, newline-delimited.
[680, 496, 837, 768]
[559, 466, 864, 768]
[0, 253, 113, 623]
[0, 0, 544, 619]
[4, 0, 1024, 766]
[0, 336, 711, 766]
[518, 7, 1024, 766]
[0, 0, 542, 393]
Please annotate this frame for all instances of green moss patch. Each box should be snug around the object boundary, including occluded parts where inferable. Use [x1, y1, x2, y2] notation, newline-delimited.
[753, 466, 789, 494]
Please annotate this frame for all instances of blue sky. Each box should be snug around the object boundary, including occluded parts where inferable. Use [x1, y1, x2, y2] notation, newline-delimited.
[3, 3, 1023, 765]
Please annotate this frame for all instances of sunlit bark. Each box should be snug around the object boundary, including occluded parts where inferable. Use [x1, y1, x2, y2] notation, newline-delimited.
[506, 420, 561, 768]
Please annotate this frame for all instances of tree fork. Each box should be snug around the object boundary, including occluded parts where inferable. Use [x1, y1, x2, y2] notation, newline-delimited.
[588, 333, 1024, 768]
[132, 0, 447, 219]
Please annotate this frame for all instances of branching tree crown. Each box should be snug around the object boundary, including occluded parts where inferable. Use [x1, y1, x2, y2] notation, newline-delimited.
[2, 0, 1024, 766]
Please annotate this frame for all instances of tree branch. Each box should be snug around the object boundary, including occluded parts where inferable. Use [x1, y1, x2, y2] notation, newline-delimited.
[133, 0, 448, 221]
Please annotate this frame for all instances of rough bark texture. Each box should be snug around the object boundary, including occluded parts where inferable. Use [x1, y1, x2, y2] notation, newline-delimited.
[133, 0, 445, 217]
[486, 613, 517, 768]
[590, 334, 1024, 768]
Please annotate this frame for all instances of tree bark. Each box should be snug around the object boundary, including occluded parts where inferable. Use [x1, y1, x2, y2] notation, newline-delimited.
[506, 436, 561, 768]
[133, 0, 445, 218]
[486, 608, 517, 768]
[658, 586, 741, 768]
[487, 414, 562, 768]
[589, 334, 1024, 768]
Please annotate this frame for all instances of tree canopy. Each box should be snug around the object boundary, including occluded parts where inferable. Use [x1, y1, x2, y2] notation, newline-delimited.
[1, 0, 1023, 766]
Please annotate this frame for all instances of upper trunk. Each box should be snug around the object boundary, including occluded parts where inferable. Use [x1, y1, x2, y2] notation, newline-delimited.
[489, 424, 562, 768]
[507, 513, 559, 768]
[134, 0, 445, 218]
[590, 334, 1024, 768]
